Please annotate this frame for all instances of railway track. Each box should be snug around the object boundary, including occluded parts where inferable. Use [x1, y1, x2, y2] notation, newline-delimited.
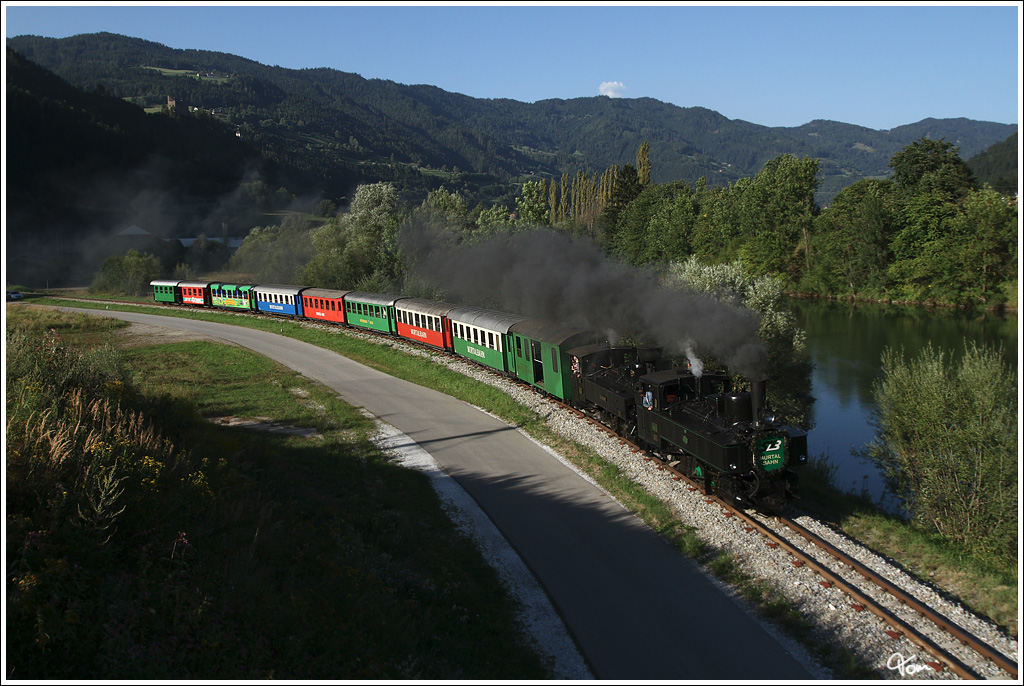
[590, 420, 1019, 681]
[48, 295, 1018, 678]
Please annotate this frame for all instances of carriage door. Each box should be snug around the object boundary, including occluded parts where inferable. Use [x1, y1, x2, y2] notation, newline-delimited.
[531, 339, 545, 386]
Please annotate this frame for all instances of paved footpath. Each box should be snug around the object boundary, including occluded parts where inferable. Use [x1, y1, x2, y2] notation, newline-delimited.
[56, 307, 823, 680]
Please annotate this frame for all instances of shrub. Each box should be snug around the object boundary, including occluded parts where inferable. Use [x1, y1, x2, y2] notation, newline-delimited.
[89, 250, 163, 296]
[5, 327, 213, 677]
[664, 257, 813, 428]
[865, 341, 1017, 563]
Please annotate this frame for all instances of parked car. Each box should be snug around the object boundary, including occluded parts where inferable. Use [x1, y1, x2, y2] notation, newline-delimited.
[6, 290, 24, 301]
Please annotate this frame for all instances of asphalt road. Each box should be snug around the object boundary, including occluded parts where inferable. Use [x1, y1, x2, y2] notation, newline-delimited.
[52, 307, 820, 680]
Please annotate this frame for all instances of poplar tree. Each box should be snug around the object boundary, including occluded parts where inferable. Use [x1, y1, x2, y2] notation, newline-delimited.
[559, 172, 571, 224]
[636, 141, 651, 186]
[548, 177, 559, 222]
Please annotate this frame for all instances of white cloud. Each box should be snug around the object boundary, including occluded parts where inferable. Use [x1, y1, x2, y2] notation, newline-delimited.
[599, 81, 626, 98]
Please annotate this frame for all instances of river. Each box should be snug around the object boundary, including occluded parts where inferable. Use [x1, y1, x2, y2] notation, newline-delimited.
[788, 299, 1019, 512]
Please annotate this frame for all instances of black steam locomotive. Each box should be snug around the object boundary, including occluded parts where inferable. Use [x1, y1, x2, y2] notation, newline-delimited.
[149, 279, 807, 513]
[566, 345, 807, 513]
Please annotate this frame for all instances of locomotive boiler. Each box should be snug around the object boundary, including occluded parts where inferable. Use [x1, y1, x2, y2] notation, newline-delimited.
[567, 344, 807, 512]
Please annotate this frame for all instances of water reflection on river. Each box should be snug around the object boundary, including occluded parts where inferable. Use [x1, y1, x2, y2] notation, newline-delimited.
[788, 299, 1018, 512]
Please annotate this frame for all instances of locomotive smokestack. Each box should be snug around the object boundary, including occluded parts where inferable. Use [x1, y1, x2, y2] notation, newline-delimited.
[751, 379, 766, 426]
[684, 343, 703, 378]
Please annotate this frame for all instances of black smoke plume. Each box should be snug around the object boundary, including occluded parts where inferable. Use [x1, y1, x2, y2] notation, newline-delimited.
[404, 226, 768, 380]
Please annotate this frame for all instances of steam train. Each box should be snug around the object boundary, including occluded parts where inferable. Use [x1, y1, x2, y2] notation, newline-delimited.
[150, 279, 808, 512]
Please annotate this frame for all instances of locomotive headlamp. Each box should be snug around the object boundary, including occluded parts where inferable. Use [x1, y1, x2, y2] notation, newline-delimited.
[762, 410, 776, 425]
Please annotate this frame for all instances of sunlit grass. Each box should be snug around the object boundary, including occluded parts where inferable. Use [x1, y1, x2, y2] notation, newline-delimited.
[5, 308, 553, 679]
[37, 295, 1018, 667]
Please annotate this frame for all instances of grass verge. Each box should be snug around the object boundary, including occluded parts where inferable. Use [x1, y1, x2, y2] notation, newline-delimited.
[31, 296, 1019, 671]
[798, 455, 1018, 638]
[5, 306, 553, 679]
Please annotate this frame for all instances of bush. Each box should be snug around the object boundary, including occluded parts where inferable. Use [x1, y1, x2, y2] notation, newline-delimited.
[5, 327, 215, 677]
[89, 250, 162, 296]
[664, 257, 813, 428]
[865, 341, 1017, 563]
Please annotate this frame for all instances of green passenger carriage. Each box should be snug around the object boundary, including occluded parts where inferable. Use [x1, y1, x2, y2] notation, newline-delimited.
[343, 292, 399, 334]
[209, 283, 255, 311]
[510, 320, 602, 402]
[150, 279, 180, 304]
[447, 306, 525, 374]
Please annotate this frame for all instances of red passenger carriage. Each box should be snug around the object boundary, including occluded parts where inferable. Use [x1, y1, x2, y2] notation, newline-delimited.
[177, 281, 212, 306]
[301, 288, 350, 325]
[395, 298, 454, 351]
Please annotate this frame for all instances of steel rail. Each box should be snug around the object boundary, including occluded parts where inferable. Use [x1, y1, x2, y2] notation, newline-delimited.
[713, 501, 980, 679]
[778, 516, 1018, 680]
[53, 296, 1016, 679]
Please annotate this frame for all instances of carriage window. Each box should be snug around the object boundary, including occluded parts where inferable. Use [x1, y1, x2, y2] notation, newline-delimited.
[551, 349, 559, 374]
[488, 332, 494, 349]
[516, 336, 522, 357]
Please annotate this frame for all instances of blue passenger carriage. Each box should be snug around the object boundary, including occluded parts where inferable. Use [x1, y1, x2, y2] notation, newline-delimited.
[254, 284, 307, 318]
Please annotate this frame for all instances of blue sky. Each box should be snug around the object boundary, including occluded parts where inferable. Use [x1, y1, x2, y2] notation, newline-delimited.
[4, 2, 1020, 131]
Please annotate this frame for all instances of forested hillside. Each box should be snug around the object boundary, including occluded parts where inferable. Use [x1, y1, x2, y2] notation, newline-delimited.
[5, 33, 1017, 298]
[967, 132, 1017, 194]
[7, 32, 1015, 209]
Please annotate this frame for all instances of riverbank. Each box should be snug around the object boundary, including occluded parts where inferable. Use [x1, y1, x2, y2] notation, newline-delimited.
[787, 290, 1018, 316]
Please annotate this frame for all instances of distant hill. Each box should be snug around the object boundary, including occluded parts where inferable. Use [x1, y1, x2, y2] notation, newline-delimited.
[967, 132, 1017, 195]
[7, 32, 1017, 209]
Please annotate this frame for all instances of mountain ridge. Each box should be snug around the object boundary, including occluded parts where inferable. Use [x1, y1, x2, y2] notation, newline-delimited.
[7, 31, 1016, 208]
